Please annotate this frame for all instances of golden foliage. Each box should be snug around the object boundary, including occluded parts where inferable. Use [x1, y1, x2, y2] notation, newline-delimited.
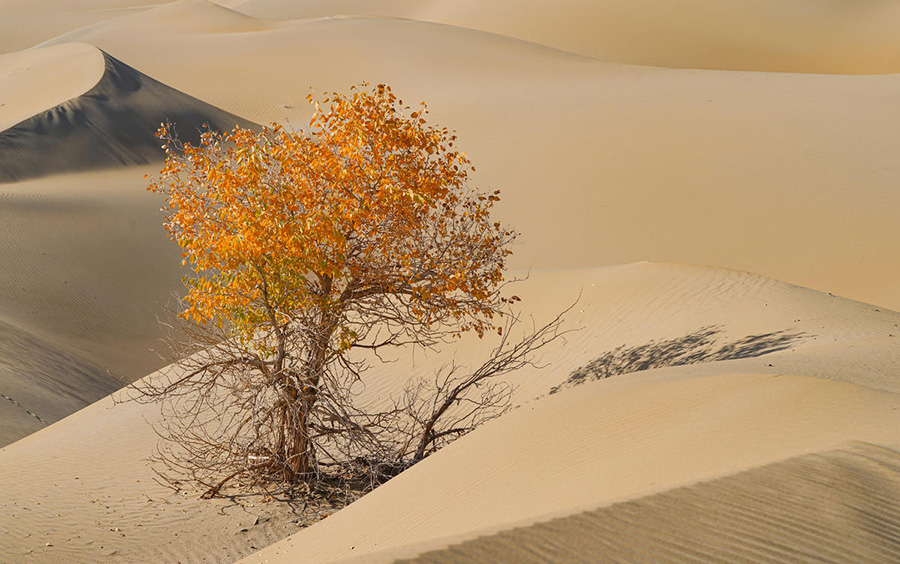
[149, 83, 515, 352]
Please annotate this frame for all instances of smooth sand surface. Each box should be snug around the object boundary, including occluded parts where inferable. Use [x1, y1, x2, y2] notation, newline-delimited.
[0, 43, 105, 131]
[0, 1, 898, 563]
[229, 0, 900, 73]
[0, 314, 119, 446]
[242, 376, 900, 564]
[9, 0, 900, 74]
[0, 169, 184, 446]
[235, 264, 900, 564]
[0, 0, 153, 55]
[390, 442, 900, 564]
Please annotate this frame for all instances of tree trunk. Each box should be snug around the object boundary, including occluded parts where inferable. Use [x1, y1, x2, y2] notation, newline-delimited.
[279, 311, 335, 484]
[275, 380, 316, 483]
[267, 266, 338, 484]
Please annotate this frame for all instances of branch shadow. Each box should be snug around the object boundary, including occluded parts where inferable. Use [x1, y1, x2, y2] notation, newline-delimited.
[550, 325, 807, 395]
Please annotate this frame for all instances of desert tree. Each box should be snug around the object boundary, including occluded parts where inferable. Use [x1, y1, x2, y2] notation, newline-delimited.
[139, 83, 564, 499]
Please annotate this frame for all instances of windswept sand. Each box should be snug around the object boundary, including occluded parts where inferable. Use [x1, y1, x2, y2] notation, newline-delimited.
[9, 0, 900, 74]
[0, 43, 104, 132]
[1, 263, 898, 563]
[227, 0, 900, 74]
[391, 442, 900, 564]
[0, 315, 118, 446]
[241, 375, 900, 564]
[0, 0, 154, 55]
[235, 263, 900, 564]
[0, 1, 899, 563]
[0, 169, 183, 446]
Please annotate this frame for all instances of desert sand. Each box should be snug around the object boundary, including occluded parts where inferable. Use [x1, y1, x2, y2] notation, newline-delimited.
[0, 1, 898, 563]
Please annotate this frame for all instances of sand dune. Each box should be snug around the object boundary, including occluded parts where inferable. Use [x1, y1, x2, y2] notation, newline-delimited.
[337, 262, 900, 410]
[0, 40, 254, 444]
[0, 42, 255, 182]
[229, 0, 900, 74]
[229, 262, 900, 564]
[41, 0, 277, 45]
[239, 368, 900, 563]
[0, 263, 897, 563]
[0, 169, 185, 446]
[0, 43, 104, 131]
[12, 0, 900, 75]
[392, 442, 900, 564]
[0, 0, 154, 54]
[32, 7, 900, 310]
[0, 315, 119, 447]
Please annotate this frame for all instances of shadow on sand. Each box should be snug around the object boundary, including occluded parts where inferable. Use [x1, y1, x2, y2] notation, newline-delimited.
[550, 325, 806, 394]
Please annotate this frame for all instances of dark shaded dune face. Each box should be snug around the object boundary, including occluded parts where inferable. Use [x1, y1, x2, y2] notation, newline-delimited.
[0, 51, 256, 182]
[0, 170, 185, 447]
[0, 316, 120, 447]
[400, 442, 900, 564]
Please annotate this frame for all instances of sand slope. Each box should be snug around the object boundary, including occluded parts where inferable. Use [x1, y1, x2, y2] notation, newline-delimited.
[0, 315, 119, 447]
[234, 263, 900, 563]
[33, 6, 900, 310]
[0, 43, 104, 131]
[240, 369, 900, 564]
[0, 40, 255, 444]
[0, 169, 186, 446]
[0, 263, 897, 563]
[230, 0, 900, 74]
[0, 0, 155, 54]
[393, 442, 900, 564]
[0, 42, 255, 182]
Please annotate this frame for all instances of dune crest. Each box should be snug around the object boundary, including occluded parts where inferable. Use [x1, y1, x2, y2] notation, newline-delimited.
[0, 43, 255, 183]
[231, 0, 900, 74]
[0, 1, 154, 55]
[38, 0, 277, 45]
[238, 371, 900, 564]
[388, 442, 900, 564]
[0, 43, 105, 131]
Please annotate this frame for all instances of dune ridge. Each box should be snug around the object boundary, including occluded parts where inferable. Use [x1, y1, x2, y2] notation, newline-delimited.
[229, 0, 900, 74]
[239, 369, 900, 564]
[0, 43, 256, 182]
[0, 42, 105, 131]
[36, 0, 278, 47]
[0, 0, 153, 55]
[390, 442, 900, 564]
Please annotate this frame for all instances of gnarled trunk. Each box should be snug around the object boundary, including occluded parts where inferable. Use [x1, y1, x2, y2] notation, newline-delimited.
[276, 308, 336, 485]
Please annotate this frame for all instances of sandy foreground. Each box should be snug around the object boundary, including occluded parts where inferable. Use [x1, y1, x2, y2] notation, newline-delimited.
[0, 1, 899, 563]
[2, 263, 900, 563]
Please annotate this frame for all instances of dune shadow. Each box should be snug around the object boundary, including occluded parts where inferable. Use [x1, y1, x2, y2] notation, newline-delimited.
[550, 325, 806, 394]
